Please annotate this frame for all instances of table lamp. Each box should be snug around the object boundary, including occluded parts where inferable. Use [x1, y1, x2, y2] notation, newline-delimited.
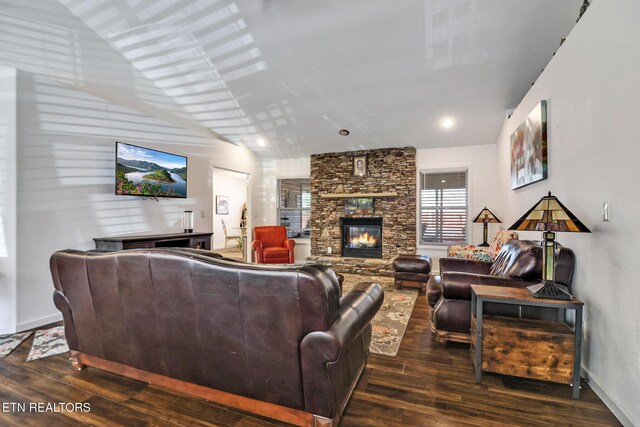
[508, 192, 591, 300]
[472, 207, 501, 247]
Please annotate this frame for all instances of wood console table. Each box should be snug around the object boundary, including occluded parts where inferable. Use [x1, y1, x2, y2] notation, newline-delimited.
[94, 232, 212, 251]
[470, 285, 584, 399]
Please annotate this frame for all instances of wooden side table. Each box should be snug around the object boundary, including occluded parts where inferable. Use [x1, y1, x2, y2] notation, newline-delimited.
[470, 285, 584, 399]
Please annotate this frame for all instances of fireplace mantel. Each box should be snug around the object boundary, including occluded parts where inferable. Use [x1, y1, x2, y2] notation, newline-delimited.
[319, 192, 397, 199]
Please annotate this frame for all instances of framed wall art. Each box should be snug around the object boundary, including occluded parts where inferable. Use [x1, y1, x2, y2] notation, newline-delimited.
[353, 155, 367, 177]
[216, 195, 229, 214]
[344, 198, 374, 216]
[510, 100, 548, 189]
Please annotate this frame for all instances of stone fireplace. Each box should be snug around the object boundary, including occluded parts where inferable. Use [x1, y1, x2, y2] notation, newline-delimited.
[308, 147, 416, 274]
[340, 217, 383, 259]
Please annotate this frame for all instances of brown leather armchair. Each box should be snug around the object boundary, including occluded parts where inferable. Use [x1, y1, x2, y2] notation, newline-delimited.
[252, 225, 295, 264]
[427, 239, 575, 343]
[50, 248, 384, 426]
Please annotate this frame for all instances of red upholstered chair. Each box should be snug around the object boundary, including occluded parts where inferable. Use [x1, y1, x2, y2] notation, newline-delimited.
[252, 226, 295, 264]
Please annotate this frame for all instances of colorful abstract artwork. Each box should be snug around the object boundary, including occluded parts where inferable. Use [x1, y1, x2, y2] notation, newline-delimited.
[510, 100, 548, 189]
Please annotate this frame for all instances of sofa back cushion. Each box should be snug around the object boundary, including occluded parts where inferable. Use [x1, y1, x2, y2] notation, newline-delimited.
[50, 248, 340, 411]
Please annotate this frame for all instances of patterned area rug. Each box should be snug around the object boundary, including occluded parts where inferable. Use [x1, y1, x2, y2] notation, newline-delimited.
[27, 326, 69, 362]
[342, 274, 418, 357]
[0, 332, 32, 358]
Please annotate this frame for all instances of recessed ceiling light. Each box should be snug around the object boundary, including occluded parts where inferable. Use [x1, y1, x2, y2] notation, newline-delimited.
[441, 180, 446, 183]
[338, 129, 350, 136]
[257, 138, 266, 146]
[440, 117, 455, 129]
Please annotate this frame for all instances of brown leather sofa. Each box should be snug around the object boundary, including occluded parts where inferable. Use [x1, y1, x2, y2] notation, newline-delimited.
[427, 239, 575, 343]
[50, 248, 384, 426]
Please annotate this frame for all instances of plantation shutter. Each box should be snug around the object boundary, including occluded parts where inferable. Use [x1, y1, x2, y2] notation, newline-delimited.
[419, 170, 468, 245]
[277, 178, 311, 238]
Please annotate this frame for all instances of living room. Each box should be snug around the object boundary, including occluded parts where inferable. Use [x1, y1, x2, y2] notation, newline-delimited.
[0, 0, 638, 426]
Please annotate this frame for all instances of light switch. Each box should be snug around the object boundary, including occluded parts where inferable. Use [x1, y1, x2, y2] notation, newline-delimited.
[200, 210, 205, 219]
[602, 201, 610, 222]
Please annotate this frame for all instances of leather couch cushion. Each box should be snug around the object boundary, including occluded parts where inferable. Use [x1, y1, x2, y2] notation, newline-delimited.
[394, 272, 430, 282]
[392, 255, 432, 274]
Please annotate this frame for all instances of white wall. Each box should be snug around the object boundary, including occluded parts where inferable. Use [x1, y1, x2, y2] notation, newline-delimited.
[496, 1, 639, 424]
[416, 144, 501, 272]
[0, 67, 17, 333]
[262, 158, 311, 260]
[0, 0, 263, 333]
[212, 169, 248, 250]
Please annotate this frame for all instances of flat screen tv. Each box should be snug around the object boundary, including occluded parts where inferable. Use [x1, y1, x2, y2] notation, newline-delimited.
[115, 142, 187, 198]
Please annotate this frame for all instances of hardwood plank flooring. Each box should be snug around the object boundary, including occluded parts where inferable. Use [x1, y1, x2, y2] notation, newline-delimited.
[0, 292, 620, 426]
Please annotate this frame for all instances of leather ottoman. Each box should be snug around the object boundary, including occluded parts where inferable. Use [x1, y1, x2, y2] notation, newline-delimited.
[393, 254, 432, 293]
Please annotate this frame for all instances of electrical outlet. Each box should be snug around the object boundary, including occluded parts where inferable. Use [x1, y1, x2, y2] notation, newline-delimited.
[602, 201, 610, 222]
[200, 210, 205, 219]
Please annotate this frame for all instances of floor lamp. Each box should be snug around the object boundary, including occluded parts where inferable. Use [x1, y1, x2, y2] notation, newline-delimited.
[508, 192, 591, 300]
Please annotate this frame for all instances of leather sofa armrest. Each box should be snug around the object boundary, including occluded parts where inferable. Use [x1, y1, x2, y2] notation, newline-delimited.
[426, 275, 442, 308]
[300, 282, 383, 417]
[442, 272, 538, 300]
[439, 257, 492, 275]
[53, 290, 79, 350]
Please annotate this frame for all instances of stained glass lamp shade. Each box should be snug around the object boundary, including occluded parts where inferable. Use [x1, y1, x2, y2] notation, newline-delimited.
[472, 207, 501, 247]
[509, 192, 591, 300]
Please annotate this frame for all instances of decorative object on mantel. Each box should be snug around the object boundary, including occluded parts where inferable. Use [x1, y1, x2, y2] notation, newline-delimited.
[320, 192, 397, 198]
[182, 210, 194, 233]
[353, 155, 367, 177]
[472, 207, 501, 247]
[216, 195, 229, 214]
[345, 198, 374, 216]
[510, 100, 548, 190]
[509, 191, 591, 300]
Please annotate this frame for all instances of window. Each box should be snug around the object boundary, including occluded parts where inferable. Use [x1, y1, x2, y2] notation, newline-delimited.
[277, 178, 311, 239]
[419, 169, 468, 245]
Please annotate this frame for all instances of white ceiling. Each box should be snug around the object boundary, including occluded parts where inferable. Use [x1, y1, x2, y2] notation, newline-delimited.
[60, 0, 581, 159]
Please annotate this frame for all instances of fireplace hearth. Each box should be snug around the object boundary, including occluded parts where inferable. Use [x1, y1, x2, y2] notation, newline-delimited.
[340, 217, 382, 259]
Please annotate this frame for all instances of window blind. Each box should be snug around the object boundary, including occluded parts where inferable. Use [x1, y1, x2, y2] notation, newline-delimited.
[419, 170, 468, 245]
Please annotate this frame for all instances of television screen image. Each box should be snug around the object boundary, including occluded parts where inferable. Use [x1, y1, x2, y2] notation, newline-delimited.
[115, 142, 187, 198]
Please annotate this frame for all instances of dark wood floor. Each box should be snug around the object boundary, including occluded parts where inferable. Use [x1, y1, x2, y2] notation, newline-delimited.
[0, 293, 620, 426]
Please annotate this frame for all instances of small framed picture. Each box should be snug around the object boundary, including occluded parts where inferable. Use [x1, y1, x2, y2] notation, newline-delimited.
[353, 155, 367, 176]
[216, 195, 229, 214]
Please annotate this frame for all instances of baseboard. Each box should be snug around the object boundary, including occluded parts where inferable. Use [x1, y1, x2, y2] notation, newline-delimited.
[582, 365, 635, 426]
[16, 312, 63, 332]
[0, 324, 17, 335]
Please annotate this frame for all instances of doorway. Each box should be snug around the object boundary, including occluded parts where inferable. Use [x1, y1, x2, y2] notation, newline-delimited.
[212, 167, 250, 261]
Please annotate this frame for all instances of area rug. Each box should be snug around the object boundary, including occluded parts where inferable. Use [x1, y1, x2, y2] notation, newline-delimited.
[0, 331, 32, 358]
[26, 326, 68, 362]
[341, 274, 418, 357]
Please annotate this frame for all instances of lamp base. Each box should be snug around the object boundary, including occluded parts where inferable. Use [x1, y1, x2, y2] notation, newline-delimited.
[526, 281, 573, 300]
[477, 242, 490, 247]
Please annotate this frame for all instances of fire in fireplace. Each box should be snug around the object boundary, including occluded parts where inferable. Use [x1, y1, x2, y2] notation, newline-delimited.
[340, 217, 382, 259]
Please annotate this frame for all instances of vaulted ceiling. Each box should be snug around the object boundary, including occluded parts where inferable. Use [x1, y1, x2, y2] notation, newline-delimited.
[60, 0, 581, 159]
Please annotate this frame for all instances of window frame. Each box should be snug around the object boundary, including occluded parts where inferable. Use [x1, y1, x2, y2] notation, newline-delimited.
[418, 167, 470, 246]
[276, 178, 311, 239]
